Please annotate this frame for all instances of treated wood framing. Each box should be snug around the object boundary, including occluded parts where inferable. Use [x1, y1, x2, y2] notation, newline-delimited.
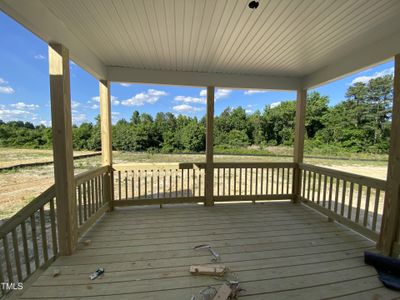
[99, 80, 114, 210]
[293, 89, 307, 202]
[205, 86, 215, 206]
[108, 67, 301, 90]
[378, 54, 400, 256]
[48, 43, 77, 255]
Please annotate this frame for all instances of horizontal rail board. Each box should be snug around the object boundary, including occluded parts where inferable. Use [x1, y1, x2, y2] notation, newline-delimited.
[299, 163, 386, 190]
[113, 197, 206, 206]
[75, 165, 110, 185]
[214, 194, 294, 202]
[213, 162, 296, 168]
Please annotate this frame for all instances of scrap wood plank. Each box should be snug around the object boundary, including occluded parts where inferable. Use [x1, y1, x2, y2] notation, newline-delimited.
[189, 264, 226, 276]
[213, 283, 232, 300]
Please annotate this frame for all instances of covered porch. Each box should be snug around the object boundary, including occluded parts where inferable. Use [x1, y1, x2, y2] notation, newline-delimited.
[1, 0, 400, 299]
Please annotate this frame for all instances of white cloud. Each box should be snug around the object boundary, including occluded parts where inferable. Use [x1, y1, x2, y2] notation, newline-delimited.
[10, 102, 39, 110]
[120, 83, 131, 87]
[0, 108, 36, 121]
[244, 90, 268, 95]
[245, 109, 253, 114]
[90, 104, 99, 109]
[0, 78, 8, 85]
[71, 100, 81, 109]
[270, 101, 281, 108]
[174, 95, 206, 104]
[121, 89, 167, 106]
[34, 54, 46, 60]
[173, 104, 203, 113]
[91, 95, 120, 105]
[199, 88, 232, 100]
[351, 67, 394, 84]
[72, 113, 87, 125]
[0, 86, 15, 94]
[40, 120, 51, 127]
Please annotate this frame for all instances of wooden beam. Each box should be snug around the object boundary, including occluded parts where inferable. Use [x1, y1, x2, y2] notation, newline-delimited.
[205, 86, 215, 206]
[293, 89, 307, 203]
[48, 43, 77, 255]
[108, 67, 301, 90]
[99, 80, 113, 210]
[378, 54, 400, 256]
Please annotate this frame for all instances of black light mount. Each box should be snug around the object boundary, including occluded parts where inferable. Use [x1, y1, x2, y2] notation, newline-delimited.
[248, 0, 259, 9]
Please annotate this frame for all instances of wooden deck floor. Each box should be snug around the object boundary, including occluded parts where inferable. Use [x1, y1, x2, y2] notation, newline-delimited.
[16, 202, 400, 299]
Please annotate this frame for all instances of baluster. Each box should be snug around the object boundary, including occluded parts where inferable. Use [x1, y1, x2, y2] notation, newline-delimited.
[312, 171, 317, 202]
[11, 229, 22, 282]
[39, 206, 49, 262]
[157, 170, 160, 199]
[144, 170, 148, 199]
[363, 186, 371, 227]
[138, 170, 141, 199]
[347, 182, 354, 219]
[20, 221, 31, 275]
[175, 169, 178, 197]
[132, 170, 135, 199]
[30, 214, 40, 269]
[192, 168, 195, 197]
[334, 178, 340, 213]
[355, 184, 363, 223]
[49, 199, 58, 256]
[181, 169, 184, 197]
[239, 168, 242, 195]
[260, 168, 264, 195]
[244, 168, 247, 195]
[83, 182, 88, 220]
[341, 181, 347, 216]
[228, 168, 231, 196]
[322, 174, 328, 207]
[328, 176, 333, 210]
[118, 171, 121, 201]
[77, 185, 82, 225]
[3, 235, 13, 283]
[266, 168, 270, 194]
[151, 170, 154, 199]
[302, 169, 306, 197]
[371, 189, 381, 231]
[317, 173, 322, 204]
[281, 167, 285, 194]
[286, 167, 290, 194]
[276, 168, 280, 194]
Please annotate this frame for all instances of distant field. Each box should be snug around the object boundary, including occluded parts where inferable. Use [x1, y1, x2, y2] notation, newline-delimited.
[0, 148, 388, 221]
[0, 148, 99, 169]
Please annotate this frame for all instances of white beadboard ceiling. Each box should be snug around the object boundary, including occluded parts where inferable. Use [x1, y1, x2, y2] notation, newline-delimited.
[1, 0, 400, 89]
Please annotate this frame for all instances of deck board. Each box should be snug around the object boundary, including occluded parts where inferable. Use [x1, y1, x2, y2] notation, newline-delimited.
[16, 202, 393, 299]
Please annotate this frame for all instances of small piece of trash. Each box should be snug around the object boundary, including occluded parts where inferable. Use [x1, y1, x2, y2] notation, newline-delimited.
[83, 239, 92, 246]
[89, 268, 105, 280]
[52, 269, 60, 277]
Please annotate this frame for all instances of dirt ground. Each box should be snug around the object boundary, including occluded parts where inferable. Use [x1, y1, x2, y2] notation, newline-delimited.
[0, 149, 388, 221]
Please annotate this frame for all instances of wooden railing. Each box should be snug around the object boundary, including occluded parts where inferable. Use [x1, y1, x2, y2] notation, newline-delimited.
[0, 166, 111, 297]
[213, 162, 295, 201]
[0, 186, 57, 297]
[75, 166, 111, 237]
[113, 162, 295, 205]
[113, 163, 206, 205]
[299, 163, 386, 241]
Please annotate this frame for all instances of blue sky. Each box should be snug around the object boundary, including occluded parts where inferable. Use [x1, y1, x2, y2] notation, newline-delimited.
[0, 11, 394, 126]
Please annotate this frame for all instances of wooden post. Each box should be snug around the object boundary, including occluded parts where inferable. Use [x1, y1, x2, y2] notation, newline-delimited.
[293, 89, 307, 203]
[378, 55, 400, 256]
[99, 80, 114, 211]
[205, 86, 215, 206]
[48, 43, 77, 255]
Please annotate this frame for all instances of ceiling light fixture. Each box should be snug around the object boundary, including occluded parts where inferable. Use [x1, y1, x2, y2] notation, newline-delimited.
[248, 0, 259, 9]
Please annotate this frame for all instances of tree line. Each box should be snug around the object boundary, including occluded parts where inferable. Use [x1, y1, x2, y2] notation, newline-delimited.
[0, 74, 393, 154]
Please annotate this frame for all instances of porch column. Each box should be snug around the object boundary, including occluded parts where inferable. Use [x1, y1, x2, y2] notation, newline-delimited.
[378, 54, 400, 256]
[99, 80, 114, 210]
[48, 43, 77, 255]
[205, 86, 215, 206]
[293, 89, 307, 203]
